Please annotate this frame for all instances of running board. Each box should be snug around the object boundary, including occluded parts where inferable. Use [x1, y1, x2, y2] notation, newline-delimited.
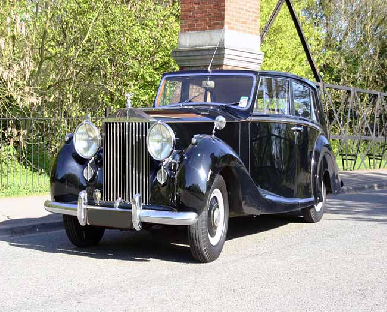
[259, 188, 314, 208]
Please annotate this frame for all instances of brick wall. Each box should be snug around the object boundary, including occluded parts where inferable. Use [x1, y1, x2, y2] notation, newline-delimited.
[225, 0, 260, 36]
[180, 0, 260, 35]
[180, 0, 225, 32]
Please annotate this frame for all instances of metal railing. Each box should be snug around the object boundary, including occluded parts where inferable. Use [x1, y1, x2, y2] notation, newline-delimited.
[0, 115, 103, 197]
[320, 83, 387, 171]
[1, 85, 386, 196]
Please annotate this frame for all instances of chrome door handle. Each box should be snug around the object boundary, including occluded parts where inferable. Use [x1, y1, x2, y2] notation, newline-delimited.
[291, 126, 303, 132]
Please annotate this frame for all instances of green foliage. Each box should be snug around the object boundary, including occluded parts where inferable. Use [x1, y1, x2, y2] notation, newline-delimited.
[260, 0, 324, 80]
[260, 0, 387, 92]
[0, 144, 50, 197]
[309, 0, 387, 92]
[0, 0, 180, 118]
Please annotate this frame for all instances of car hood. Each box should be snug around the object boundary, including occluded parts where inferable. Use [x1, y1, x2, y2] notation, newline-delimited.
[106, 106, 247, 123]
[104, 106, 242, 152]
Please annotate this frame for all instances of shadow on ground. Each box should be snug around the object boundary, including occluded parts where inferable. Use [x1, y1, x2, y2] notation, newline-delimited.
[2, 190, 385, 263]
[0, 213, 301, 264]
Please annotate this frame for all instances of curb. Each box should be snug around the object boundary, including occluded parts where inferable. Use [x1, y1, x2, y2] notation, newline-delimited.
[339, 182, 387, 194]
[0, 219, 63, 238]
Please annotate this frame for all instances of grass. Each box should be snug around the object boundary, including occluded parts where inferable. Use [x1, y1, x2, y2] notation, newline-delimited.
[0, 141, 385, 198]
[0, 144, 51, 198]
[336, 154, 386, 171]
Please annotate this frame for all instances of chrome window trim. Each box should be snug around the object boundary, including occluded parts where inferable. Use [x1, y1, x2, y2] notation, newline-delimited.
[154, 72, 257, 111]
[248, 115, 323, 133]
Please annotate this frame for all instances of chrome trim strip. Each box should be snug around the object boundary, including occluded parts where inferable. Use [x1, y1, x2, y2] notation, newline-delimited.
[248, 115, 323, 132]
[262, 194, 314, 206]
[44, 199, 198, 227]
[103, 117, 153, 123]
[259, 187, 314, 206]
[77, 190, 87, 225]
[140, 210, 198, 226]
[291, 126, 303, 132]
[44, 201, 77, 216]
[132, 194, 142, 231]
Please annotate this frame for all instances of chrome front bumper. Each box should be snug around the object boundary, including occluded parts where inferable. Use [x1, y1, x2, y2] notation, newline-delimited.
[44, 191, 198, 231]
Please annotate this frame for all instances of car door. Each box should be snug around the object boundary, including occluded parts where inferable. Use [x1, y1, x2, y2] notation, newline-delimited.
[291, 80, 320, 199]
[250, 76, 298, 199]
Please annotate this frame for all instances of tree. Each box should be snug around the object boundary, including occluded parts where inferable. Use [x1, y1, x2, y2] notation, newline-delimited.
[260, 0, 325, 81]
[0, 0, 180, 118]
[306, 0, 387, 91]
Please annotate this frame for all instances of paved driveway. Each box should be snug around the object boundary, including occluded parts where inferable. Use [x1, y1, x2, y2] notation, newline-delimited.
[1, 190, 386, 311]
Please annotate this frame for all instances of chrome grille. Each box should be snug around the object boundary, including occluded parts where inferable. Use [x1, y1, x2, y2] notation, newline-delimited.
[103, 122, 150, 204]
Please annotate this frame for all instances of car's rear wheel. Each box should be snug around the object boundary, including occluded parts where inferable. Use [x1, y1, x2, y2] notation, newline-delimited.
[302, 178, 326, 223]
[188, 175, 229, 263]
[63, 215, 105, 247]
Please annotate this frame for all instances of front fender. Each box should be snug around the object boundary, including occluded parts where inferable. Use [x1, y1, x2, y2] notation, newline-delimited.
[175, 135, 261, 215]
[50, 138, 102, 202]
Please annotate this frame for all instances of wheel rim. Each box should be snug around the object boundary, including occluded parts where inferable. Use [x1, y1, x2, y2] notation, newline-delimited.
[315, 180, 326, 212]
[207, 189, 225, 246]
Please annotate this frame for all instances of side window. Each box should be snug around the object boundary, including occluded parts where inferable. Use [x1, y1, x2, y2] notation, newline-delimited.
[255, 77, 290, 114]
[293, 81, 311, 118]
[310, 90, 318, 122]
[159, 80, 182, 106]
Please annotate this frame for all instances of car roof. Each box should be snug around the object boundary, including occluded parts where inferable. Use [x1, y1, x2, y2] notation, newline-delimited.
[161, 70, 317, 90]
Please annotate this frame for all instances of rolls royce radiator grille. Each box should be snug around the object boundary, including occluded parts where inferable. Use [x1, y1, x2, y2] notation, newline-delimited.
[103, 122, 150, 204]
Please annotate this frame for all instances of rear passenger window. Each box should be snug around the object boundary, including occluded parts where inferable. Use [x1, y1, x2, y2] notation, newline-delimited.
[293, 81, 311, 118]
[255, 77, 290, 114]
[310, 90, 318, 122]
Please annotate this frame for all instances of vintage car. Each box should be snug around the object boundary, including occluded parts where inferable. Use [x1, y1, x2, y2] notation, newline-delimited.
[45, 70, 342, 262]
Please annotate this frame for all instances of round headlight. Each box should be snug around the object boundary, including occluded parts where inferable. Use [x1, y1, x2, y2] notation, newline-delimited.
[147, 122, 175, 161]
[73, 121, 100, 159]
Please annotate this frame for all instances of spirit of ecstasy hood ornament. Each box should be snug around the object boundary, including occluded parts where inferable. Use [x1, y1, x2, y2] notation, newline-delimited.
[125, 92, 133, 109]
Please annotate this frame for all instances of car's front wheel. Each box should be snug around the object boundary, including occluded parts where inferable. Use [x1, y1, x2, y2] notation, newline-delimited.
[63, 215, 105, 247]
[302, 178, 326, 223]
[188, 175, 229, 263]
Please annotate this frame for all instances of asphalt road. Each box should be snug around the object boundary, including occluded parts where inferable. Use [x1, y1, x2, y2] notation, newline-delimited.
[1, 190, 386, 312]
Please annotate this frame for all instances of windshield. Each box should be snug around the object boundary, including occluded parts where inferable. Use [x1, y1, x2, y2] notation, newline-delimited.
[155, 74, 255, 108]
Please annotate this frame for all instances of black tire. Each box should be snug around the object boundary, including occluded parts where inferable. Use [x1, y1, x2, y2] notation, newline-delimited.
[188, 175, 229, 263]
[302, 178, 326, 223]
[63, 215, 105, 247]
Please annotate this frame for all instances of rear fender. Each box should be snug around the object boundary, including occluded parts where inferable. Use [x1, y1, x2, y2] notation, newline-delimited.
[312, 135, 342, 201]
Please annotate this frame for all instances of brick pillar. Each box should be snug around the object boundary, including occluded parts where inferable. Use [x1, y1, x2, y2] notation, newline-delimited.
[172, 0, 264, 70]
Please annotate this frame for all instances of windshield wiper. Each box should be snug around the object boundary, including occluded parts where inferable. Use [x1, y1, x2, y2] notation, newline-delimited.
[224, 102, 240, 106]
[181, 91, 204, 104]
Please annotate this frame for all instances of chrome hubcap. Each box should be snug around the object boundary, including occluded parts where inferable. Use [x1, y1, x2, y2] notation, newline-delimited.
[213, 207, 220, 227]
[207, 189, 225, 246]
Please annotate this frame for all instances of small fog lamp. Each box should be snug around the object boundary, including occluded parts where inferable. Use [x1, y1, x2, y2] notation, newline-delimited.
[157, 168, 168, 185]
[83, 164, 95, 181]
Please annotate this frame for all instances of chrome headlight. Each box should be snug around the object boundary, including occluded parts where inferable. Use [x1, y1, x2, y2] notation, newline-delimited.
[147, 122, 175, 161]
[73, 121, 100, 159]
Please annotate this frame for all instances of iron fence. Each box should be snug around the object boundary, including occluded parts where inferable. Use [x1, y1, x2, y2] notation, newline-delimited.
[320, 83, 387, 171]
[0, 115, 103, 197]
[0, 84, 386, 196]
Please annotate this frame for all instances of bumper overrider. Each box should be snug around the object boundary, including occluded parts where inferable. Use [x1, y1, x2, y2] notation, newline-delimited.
[44, 191, 198, 230]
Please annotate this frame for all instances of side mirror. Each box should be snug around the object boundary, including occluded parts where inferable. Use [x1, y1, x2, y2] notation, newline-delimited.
[212, 115, 226, 137]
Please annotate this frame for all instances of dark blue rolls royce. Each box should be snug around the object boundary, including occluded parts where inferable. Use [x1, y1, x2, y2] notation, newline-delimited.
[45, 70, 342, 262]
